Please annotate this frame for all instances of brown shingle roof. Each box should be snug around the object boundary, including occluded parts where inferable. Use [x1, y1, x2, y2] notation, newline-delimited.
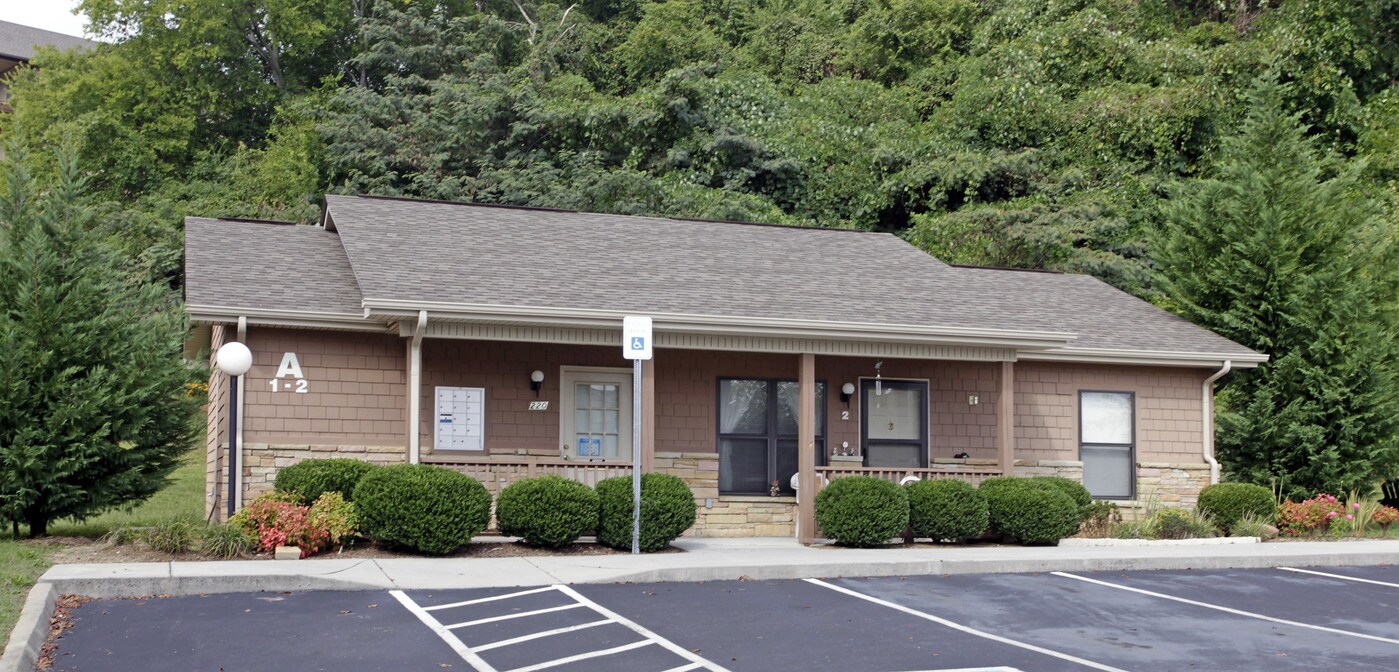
[182, 195, 1263, 360]
[184, 217, 363, 316]
[0, 21, 97, 62]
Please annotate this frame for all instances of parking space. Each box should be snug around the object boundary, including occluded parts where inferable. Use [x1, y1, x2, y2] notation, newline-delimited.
[45, 565, 1399, 672]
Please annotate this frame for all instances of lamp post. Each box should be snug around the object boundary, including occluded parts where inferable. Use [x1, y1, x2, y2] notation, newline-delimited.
[215, 341, 253, 517]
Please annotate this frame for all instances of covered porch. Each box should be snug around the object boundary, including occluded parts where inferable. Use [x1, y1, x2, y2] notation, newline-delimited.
[400, 320, 1036, 542]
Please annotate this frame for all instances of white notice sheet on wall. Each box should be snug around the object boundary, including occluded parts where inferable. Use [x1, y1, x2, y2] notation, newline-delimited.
[435, 386, 484, 451]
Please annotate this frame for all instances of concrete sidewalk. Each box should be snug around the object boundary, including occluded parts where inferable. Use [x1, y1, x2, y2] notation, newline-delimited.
[36, 537, 1399, 598]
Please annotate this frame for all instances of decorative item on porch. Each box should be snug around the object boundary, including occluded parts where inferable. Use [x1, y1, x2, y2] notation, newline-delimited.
[769, 480, 781, 497]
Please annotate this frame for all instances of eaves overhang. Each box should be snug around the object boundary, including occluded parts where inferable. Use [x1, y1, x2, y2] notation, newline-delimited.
[187, 305, 392, 333]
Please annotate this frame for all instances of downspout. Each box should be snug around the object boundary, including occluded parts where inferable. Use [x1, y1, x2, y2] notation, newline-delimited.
[1202, 360, 1232, 485]
[235, 316, 248, 509]
[408, 310, 427, 464]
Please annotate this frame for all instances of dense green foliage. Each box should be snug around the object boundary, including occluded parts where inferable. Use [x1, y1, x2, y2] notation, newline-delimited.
[815, 476, 909, 546]
[595, 473, 696, 552]
[274, 458, 378, 504]
[496, 475, 600, 547]
[1197, 482, 1276, 533]
[3, 0, 1399, 498]
[1155, 78, 1399, 499]
[0, 149, 201, 537]
[980, 478, 1080, 544]
[1030, 476, 1092, 514]
[905, 478, 988, 542]
[353, 464, 491, 554]
[1147, 508, 1216, 540]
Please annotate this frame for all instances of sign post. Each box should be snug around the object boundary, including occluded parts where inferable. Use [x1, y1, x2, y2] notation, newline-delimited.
[622, 316, 653, 555]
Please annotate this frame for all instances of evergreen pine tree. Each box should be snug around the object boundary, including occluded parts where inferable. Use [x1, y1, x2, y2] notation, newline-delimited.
[1154, 77, 1399, 499]
[0, 147, 201, 537]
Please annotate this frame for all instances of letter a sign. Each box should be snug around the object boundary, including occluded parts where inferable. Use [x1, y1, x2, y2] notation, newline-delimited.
[622, 316, 653, 360]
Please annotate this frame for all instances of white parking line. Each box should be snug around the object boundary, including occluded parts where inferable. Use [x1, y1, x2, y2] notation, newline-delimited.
[803, 579, 1127, 672]
[390, 590, 499, 672]
[506, 640, 655, 672]
[473, 620, 614, 652]
[395, 585, 731, 672]
[444, 603, 585, 629]
[426, 586, 560, 611]
[1277, 566, 1399, 588]
[1052, 572, 1399, 645]
[553, 584, 734, 672]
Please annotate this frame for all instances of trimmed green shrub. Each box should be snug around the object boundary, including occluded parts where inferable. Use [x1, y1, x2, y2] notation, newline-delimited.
[1148, 508, 1216, 540]
[353, 464, 491, 554]
[980, 477, 1079, 544]
[1031, 476, 1092, 514]
[815, 476, 909, 547]
[596, 474, 696, 552]
[275, 458, 378, 504]
[1197, 482, 1275, 533]
[905, 479, 988, 542]
[497, 476, 600, 548]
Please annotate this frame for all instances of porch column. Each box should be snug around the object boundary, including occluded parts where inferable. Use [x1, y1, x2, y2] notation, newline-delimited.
[641, 357, 656, 472]
[997, 360, 1015, 475]
[407, 310, 426, 464]
[798, 352, 817, 544]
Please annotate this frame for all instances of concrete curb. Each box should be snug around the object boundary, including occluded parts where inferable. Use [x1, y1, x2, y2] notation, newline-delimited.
[1058, 536, 1261, 547]
[0, 582, 55, 672]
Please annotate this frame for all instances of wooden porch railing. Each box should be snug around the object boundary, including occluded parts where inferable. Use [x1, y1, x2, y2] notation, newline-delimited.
[424, 457, 632, 497]
[814, 465, 1003, 488]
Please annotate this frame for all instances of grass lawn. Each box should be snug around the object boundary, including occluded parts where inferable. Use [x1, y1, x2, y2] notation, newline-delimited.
[0, 448, 204, 643]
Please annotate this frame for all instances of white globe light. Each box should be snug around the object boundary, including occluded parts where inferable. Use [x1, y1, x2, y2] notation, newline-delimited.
[530, 370, 545, 383]
[841, 382, 855, 395]
[216, 341, 253, 376]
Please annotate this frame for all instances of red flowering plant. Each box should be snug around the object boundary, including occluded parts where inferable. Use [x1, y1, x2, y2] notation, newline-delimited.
[1275, 493, 1346, 537]
[1373, 506, 1399, 535]
[231, 492, 336, 557]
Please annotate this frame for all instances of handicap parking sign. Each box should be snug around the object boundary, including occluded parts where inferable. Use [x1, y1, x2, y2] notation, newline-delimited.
[622, 316, 653, 360]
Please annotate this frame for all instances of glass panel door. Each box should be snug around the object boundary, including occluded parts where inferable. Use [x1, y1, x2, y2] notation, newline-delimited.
[861, 380, 928, 468]
[560, 368, 632, 459]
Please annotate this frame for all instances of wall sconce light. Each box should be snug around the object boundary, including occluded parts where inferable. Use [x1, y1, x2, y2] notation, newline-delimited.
[530, 370, 544, 397]
[840, 382, 855, 407]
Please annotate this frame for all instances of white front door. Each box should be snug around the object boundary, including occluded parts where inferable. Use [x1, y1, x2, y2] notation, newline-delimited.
[559, 367, 633, 460]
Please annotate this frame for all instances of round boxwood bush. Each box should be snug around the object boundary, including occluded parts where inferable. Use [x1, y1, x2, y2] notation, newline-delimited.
[496, 475, 599, 548]
[596, 473, 697, 552]
[275, 458, 378, 504]
[1197, 482, 1275, 534]
[815, 476, 909, 547]
[978, 477, 1033, 534]
[991, 486, 1080, 544]
[906, 478, 988, 542]
[353, 464, 491, 554]
[1031, 476, 1092, 515]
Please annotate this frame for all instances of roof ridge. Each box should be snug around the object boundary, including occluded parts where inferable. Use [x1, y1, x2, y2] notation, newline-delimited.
[950, 264, 1063, 275]
[342, 192, 881, 235]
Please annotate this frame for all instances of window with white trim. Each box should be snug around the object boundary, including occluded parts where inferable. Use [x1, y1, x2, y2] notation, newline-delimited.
[1079, 391, 1135, 499]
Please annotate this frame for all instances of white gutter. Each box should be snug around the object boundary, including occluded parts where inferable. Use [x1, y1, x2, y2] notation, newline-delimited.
[1202, 360, 1233, 484]
[235, 316, 247, 510]
[187, 305, 388, 333]
[1021, 347, 1267, 368]
[360, 298, 1078, 350]
[407, 310, 427, 464]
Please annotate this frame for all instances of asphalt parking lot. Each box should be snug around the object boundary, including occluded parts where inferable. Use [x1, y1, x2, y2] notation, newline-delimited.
[46, 565, 1399, 672]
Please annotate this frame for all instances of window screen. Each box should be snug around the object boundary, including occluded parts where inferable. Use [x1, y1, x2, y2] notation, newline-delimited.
[1080, 391, 1134, 499]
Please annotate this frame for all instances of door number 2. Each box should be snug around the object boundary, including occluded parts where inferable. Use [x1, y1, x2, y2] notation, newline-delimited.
[841, 410, 850, 420]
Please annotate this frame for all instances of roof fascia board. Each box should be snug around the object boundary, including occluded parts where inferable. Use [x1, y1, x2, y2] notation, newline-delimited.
[361, 298, 1077, 350]
[1019, 348, 1267, 368]
[188, 305, 389, 333]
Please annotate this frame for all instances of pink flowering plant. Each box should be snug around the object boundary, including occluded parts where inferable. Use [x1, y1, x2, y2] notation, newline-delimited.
[1274, 493, 1345, 537]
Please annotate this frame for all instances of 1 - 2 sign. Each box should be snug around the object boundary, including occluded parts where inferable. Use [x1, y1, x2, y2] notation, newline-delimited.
[269, 379, 308, 394]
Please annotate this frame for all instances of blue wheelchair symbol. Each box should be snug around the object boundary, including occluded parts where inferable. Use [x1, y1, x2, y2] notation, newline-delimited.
[630, 337, 645, 350]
